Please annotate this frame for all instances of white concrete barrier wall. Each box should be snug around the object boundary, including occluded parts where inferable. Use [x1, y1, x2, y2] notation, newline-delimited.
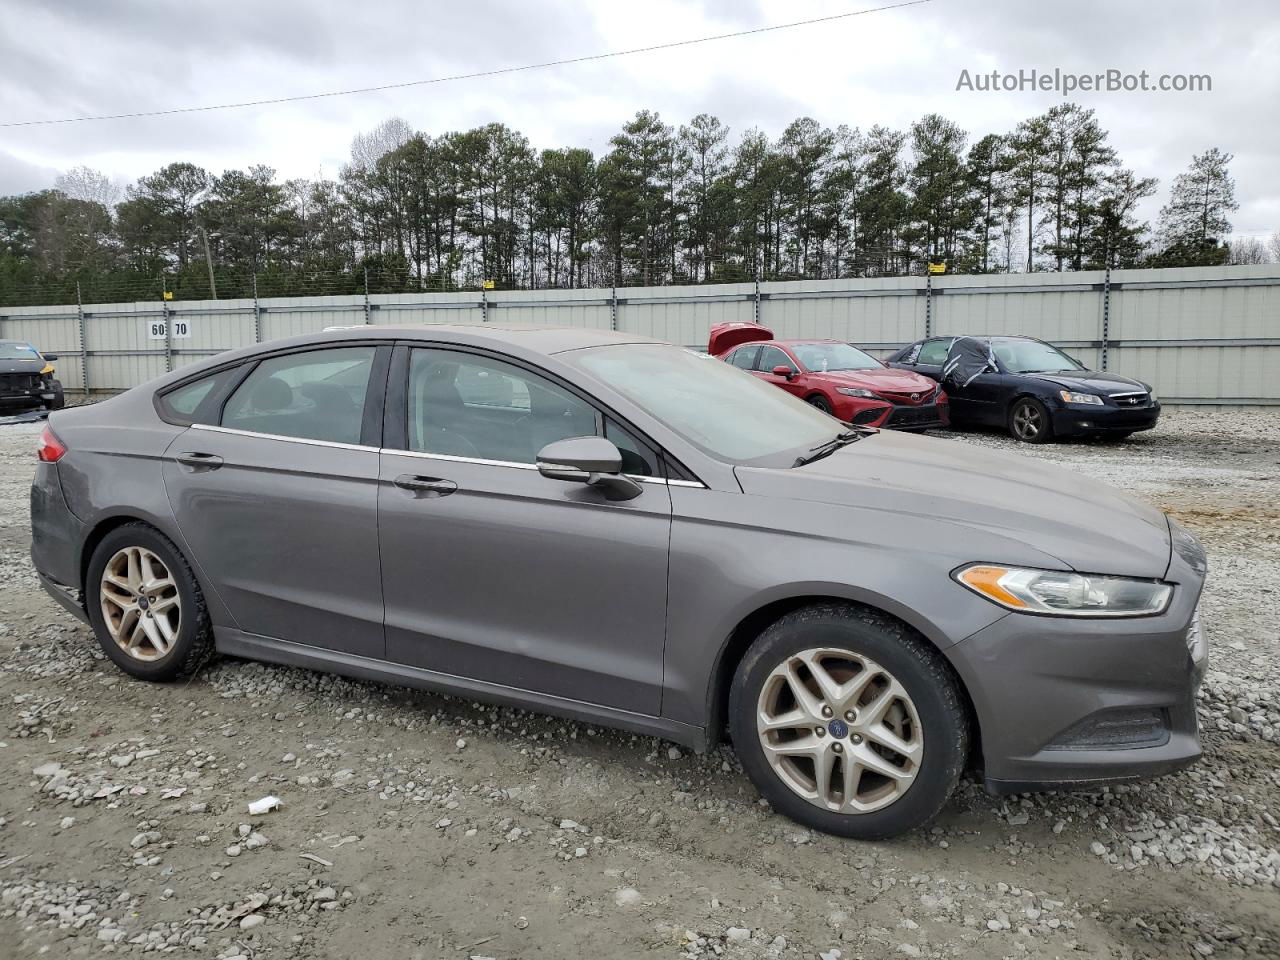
[1, 264, 1276, 404]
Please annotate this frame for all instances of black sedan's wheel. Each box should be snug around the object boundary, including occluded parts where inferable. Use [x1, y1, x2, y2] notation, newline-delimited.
[85, 523, 215, 681]
[45, 380, 65, 410]
[1009, 397, 1053, 443]
[729, 603, 969, 840]
[806, 395, 833, 415]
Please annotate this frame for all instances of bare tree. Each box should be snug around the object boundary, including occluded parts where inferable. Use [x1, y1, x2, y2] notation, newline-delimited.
[54, 166, 122, 209]
[348, 117, 414, 173]
[1226, 236, 1272, 265]
[1269, 231, 1280, 263]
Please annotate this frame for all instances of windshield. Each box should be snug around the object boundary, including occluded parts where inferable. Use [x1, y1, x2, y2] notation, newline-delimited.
[0, 342, 41, 360]
[991, 339, 1084, 374]
[790, 342, 882, 372]
[569, 343, 840, 465]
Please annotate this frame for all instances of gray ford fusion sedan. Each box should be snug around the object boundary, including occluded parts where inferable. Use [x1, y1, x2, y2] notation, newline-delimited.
[30, 325, 1208, 839]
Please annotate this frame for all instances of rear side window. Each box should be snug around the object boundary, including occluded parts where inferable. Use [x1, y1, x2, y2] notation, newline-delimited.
[728, 346, 758, 370]
[221, 347, 376, 444]
[157, 368, 238, 425]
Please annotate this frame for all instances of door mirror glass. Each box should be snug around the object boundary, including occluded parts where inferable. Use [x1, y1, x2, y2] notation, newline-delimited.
[771, 365, 794, 379]
[537, 436, 641, 501]
[42, 353, 59, 361]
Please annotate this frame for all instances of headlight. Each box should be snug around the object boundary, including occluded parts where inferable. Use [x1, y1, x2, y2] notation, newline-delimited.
[1059, 390, 1103, 405]
[836, 387, 876, 398]
[954, 564, 1173, 617]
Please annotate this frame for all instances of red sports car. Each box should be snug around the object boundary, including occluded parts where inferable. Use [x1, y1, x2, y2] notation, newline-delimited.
[708, 322, 949, 430]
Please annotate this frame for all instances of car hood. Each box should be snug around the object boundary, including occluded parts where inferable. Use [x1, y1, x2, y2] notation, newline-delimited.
[1023, 370, 1148, 394]
[807, 367, 938, 393]
[735, 430, 1171, 578]
[0, 358, 45, 375]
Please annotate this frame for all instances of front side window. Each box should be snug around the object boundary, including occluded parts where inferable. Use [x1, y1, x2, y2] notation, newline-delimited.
[222, 346, 375, 444]
[758, 345, 797, 373]
[917, 339, 951, 365]
[790, 342, 882, 373]
[568, 343, 839, 466]
[408, 349, 598, 464]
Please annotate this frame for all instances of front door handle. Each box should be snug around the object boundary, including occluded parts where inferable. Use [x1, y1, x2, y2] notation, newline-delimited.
[175, 452, 224, 470]
[393, 474, 457, 497]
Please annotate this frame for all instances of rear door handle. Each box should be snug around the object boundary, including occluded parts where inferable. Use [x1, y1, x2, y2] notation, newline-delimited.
[393, 474, 457, 497]
[175, 452, 224, 470]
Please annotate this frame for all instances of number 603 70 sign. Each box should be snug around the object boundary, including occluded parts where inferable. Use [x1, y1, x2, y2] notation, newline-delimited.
[147, 319, 191, 340]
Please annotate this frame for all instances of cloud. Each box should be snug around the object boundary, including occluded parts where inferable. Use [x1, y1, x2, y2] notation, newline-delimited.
[0, 0, 1275, 234]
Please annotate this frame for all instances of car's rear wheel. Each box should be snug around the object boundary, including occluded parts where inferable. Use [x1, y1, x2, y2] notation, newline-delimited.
[728, 603, 969, 839]
[86, 523, 214, 681]
[1009, 397, 1052, 443]
[806, 395, 833, 415]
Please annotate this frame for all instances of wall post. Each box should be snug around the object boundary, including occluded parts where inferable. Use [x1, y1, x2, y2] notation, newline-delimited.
[1100, 263, 1112, 371]
[252, 271, 262, 342]
[76, 282, 90, 396]
[362, 268, 371, 324]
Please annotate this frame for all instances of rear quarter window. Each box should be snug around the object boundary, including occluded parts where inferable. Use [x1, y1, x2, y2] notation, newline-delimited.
[156, 368, 239, 425]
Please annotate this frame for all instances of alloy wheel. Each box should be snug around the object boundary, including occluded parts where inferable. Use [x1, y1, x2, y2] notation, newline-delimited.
[1012, 402, 1043, 441]
[99, 546, 182, 662]
[756, 647, 923, 814]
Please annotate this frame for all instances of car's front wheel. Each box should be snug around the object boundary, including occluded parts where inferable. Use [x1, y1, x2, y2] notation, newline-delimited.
[1009, 397, 1052, 443]
[729, 603, 969, 839]
[85, 523, 214, 681]
[806, 395, 833, 415]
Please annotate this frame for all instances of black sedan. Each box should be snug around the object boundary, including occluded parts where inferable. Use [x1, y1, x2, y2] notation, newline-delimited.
[0, 340, 64, 412]
[885, 335, 1159, 443]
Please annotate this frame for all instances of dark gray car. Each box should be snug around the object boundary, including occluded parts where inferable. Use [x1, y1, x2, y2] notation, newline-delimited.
[30, 325, 1208, 839]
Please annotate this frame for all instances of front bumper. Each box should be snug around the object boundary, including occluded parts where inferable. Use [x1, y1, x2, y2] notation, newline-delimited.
[1051, 399, 1161, 436]
[842, 398, 950, 431]
[945, 537, 1206, 793]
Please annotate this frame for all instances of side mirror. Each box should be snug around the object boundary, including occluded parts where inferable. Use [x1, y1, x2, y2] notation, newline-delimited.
[536, 436, 642, 502]
[42, 353, 58, 361]
[771, 365, 794, 380]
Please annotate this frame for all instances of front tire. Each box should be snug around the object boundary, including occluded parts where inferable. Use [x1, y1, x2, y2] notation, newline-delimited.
[728, 603, 969, 840]
[806, 394, 833, 415]
[45, 380, 65, 410]
[1009, 397, 1052, 443]
[85, 523, 214, 681]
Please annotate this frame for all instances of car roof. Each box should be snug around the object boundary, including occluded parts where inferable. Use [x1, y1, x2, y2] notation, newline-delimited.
[260, 324, 663, 357]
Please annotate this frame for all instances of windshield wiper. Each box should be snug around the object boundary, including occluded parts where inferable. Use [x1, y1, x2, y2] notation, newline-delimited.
[793, 430, 862, 467]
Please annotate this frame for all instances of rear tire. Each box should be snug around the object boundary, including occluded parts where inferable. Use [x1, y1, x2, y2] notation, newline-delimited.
[85, 523, 215, 681]
[1009, 397, 1052, 443]
[728, 603, 969, 840]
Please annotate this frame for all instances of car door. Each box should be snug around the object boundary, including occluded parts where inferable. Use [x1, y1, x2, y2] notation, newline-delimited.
[377, 344, 673, 715]
[161, 343, 390, 659]
[755, 344, 805, 399]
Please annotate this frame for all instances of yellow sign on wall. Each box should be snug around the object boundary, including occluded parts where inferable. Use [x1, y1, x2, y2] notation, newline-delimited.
[482, 279, 495, 290]
[162, 290, 174, 301]
[927, 262, 947, 275]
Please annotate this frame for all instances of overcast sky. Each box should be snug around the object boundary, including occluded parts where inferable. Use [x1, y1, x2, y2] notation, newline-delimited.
[1, 0, 1276, 237]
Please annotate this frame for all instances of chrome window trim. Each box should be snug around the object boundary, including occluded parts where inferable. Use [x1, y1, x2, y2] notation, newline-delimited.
[190, 423, 378, 453]
[191, 425, 708, 488]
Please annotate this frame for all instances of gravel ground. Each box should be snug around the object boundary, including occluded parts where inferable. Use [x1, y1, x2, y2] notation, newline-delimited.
[0, 410, 1277, 960]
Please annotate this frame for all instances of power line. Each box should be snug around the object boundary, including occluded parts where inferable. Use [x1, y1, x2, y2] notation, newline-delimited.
[1, 0, 933, 129]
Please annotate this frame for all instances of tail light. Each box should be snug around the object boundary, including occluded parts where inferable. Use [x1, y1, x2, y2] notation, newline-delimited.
[37, 425, 67, 463]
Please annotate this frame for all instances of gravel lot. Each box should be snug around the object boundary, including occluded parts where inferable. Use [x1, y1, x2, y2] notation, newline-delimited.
[1, 411, 1277, 959]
